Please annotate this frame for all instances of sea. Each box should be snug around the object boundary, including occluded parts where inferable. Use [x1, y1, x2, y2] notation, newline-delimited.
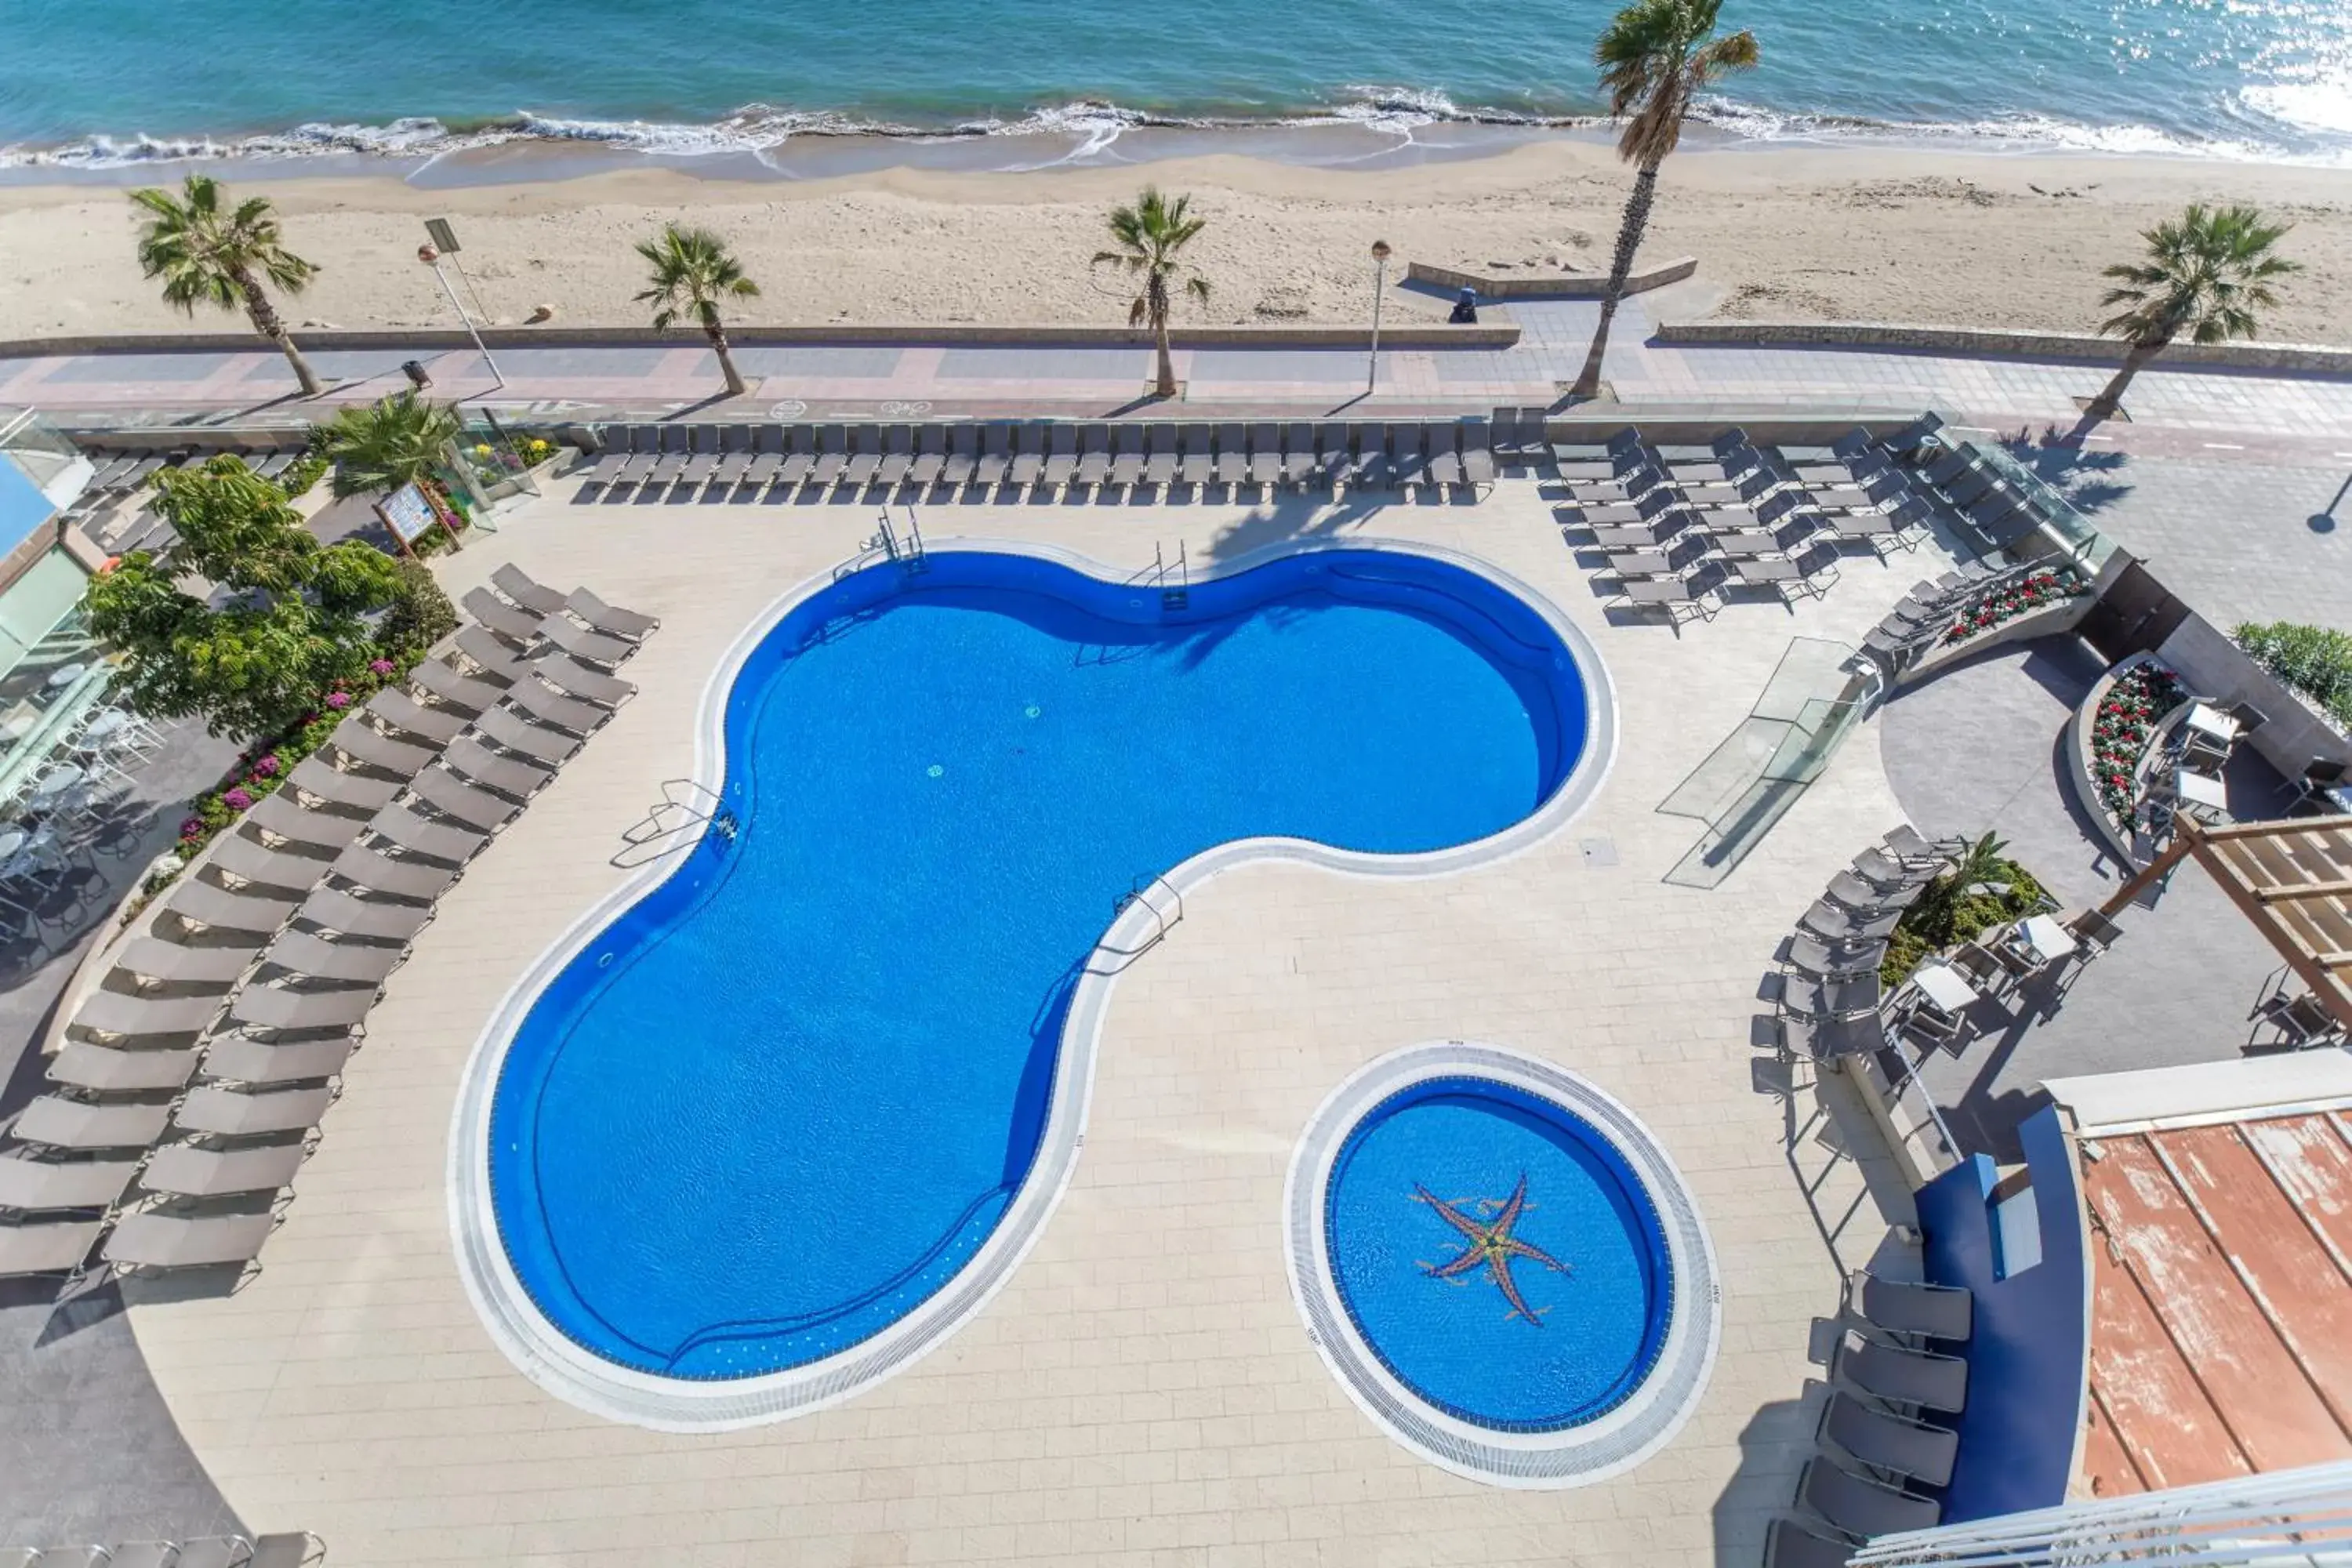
[4, 0, 2350, 177]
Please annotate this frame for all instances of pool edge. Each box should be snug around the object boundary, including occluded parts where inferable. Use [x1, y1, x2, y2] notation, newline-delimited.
[447, 534, 1620, 1432]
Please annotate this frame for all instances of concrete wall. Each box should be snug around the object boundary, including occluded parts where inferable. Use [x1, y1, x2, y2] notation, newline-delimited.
[1406, 256, 1698, 299]
[2155, 612, 2352, 780]
[1918, 1105, 2092, 1523]
[1652, 321, 2352, 377]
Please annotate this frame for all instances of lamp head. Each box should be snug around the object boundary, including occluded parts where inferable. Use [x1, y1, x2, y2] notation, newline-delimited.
[1370, 239, 1392, 263]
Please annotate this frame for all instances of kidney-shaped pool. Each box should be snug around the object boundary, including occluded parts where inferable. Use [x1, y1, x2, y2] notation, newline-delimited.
[459, 543, 1607, 1422]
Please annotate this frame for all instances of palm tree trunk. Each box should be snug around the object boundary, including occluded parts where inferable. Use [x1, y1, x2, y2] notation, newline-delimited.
[707, 321, 747, 397]
[1149, 275, 1176, 397]
[237, 268, 321, 397]
[2085, 336, 2165, 419]
[1571, 159, 1663, 401]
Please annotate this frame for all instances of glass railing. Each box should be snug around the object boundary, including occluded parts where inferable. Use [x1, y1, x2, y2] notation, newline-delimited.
[1943, 434, 2117, 569]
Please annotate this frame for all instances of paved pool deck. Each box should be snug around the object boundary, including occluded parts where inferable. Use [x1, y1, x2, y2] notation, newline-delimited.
[109, 477, 1939, 1566]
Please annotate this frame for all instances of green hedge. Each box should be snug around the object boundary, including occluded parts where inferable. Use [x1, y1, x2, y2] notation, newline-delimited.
[2234, 621, 2352, 728]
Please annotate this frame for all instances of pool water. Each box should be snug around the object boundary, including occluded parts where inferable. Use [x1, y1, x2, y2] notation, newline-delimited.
[486, 548, 1590, 1380]
[1323, 1077, 1673, 1431]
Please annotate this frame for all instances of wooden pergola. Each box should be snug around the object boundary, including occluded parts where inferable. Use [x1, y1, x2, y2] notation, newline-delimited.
[2100, 813, 2352, 1029]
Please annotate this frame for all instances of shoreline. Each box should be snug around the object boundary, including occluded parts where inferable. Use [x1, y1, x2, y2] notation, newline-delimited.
[3, 136, 2347, 347]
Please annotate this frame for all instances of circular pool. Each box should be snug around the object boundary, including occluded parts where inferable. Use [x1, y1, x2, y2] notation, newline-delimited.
[1286, 1044, 1718, 1486]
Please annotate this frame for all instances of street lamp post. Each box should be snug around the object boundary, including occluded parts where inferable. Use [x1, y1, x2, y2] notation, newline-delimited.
[416, 240, 506, 393]
[1367, 239, 1392, 396]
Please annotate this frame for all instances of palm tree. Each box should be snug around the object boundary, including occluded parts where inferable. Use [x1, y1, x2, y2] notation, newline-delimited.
[1571, 0, 1758, 400]
[2085, 203, 2299, 420]
[1911, 831, 2012, 946]
[1093, 188, 1212, 400]
[129, 174, 323, 397]
[634, 224, 761, 397]
[318, 390, 463, 521]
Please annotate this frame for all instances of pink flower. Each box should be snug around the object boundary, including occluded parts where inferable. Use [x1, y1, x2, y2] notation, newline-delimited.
[250, 754, 281, 779]
[369, 659, 394, 676]
[325, 691, 351, 710]
[223, 787, 253, 811]
[179, 817, 205, 838]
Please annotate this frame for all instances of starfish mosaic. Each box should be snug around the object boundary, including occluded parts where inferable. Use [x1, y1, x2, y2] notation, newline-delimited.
[1414, 1173, 1570, 1327]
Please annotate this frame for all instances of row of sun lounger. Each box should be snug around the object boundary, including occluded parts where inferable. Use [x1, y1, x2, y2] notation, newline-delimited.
[0, 566, 657, 1285]
[1773, 826, 1962, 1062]
[1858, 558, 2056, 681]
[572, 419, 1501, 504]
[2, 1530, 324, 1568]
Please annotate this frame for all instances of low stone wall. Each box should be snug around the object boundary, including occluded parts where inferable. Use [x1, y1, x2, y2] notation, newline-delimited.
[0, 321, 1519, 360]
[1651, 321, 2352, 377]
[1406, 256, 1698, 300]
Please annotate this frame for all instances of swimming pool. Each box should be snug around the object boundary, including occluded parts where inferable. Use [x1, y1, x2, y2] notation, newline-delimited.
[456, 541, 1610, 1425]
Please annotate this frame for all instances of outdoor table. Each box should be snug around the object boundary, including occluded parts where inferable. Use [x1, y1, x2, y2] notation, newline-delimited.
[27, 763, 84, 810]
[1911, 961, 1980, 1018]
[44, 662, 87, 691]
[2184, 702, 2241, 746]
[2174, 767, 2230, 819]
[2013, 913, 2079, 965]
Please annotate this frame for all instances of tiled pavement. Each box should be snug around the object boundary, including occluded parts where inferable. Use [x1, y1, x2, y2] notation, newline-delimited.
[98, 479, 1944, 1567]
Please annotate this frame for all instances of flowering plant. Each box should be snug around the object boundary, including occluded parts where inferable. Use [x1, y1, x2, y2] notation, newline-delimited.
[1941, 569, 2088, 647]
[222, 786, 253, 811]
[370, 658, 395, 676]
[2090, 661, 2187, 826]
[250, 753, 281, 779]
[325, 691, 351, 710]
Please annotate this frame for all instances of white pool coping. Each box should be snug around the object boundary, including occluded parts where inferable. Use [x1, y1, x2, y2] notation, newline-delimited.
[447, 535, 1619, 1432]
[1282, 1042, 1722, 1487]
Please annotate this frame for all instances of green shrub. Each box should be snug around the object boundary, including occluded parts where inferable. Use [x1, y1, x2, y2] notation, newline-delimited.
[275, 452, 331, 499]
[1880, 833, 2051, 987]
[2234, 621, 2352, 728]
[376, 557, 459, 659]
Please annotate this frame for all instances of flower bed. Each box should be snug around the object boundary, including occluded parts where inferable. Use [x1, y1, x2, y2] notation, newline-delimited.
[2089, 660, 2186, 829]
[1940, 568, 2089, 648]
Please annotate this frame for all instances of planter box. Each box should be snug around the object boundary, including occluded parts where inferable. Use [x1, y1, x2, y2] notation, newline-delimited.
[1896, 595, 2095, 688]
[2063, 652, 2185, 872]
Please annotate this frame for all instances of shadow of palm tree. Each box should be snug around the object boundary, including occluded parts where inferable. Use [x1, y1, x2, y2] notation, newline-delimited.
[1200, 491, 1394, 563]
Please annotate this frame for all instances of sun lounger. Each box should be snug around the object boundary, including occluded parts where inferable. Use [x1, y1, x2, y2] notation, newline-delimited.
[1766, 1515, 1858, 1568]
[451, 625, 528, 687]
[870, 423, 911, 488]
[1349, 429, 1388, 490]
[1109, 424, 1145, 490]
[502, 678, 607, 736]
[1007, 425, 1045, 488]
[1820, 1388, 1958, 1487]
[807, 424, 848, 490]
[186, 837, 321, 903]
[165, 879, 298, 938]
[489, 563, 568, 620]
[263, 928, 403, 986]
[0, 1218, 103, 1277]
[49, 1043, 203, 1094]
[242, 791, 368, 854]
[532, 655, 633, 708]
[366, 802, 488, 865]
[909, 423, 949, 489]
[462, 586, 545, 647]
[1397, 423, 1438, 491]
[1042, 425, 1080, 492]
[1178, 425, 1214, 490]
[330, 716, 435, 779]
[228, 983, 375, 1034]
[750, 425, 796, 492]
[975, 423, 1014, 488]
[942, 424, 978, 488]
[475, 703, 583, 765]
[1777, 1008, 1887, 1060]
[564, 586, 657, 642]
[572, 428, 638, 499]
[408, 766, 521, 831]
[177, 1083, 338, 1139]
[410, 657, 504, 716]
[368, 688, 466, 746]
[1854, 1271, 1973, 1341]
[1075, 425, 1112, 490]
[1211, 423, 1247, 489]
[1315, 424, 1352, 489]
[1836, 1330, 1968, 1413]
[446, 735, 553, 801]
[1461, 423, 1497, 488]
[1616, 572, 1722, 627]
[535, 613, 633, 668]
[10, 1096, 174, 1151]
[1280, 422, 1316, 488]
[1144, 423, 1178, 491]
[288, 756, 401, 815]
[0, 1153, 139, 1212]
[69, 989, 223, 1040]
[1247, 423, 1281, 490]
[140, 1141, 310, 1200]
[1786, 933, 1883, 979]
[328, 844, 458, 903]
[1802, 899, 1904, 948]
[1800, 1457, 1940, 1539]
[104, 1210, 278, 1274]
[678, 426, 724, 492]
[202, 1033, 358, 1087]
[299, 884, 437, 944]
[646, 425, 694, 492]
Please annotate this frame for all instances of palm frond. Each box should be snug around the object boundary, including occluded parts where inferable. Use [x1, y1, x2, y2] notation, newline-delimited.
[2096, 201, 2300, 350]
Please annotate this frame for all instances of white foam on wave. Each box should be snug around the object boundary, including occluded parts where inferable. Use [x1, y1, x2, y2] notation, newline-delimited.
[2242, 76, 2352, 140]
[1690, 94, 2350, 166]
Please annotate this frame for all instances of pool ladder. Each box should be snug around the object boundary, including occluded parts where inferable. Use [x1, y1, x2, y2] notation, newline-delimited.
[1089, 873, 1185, 974]
[612, 779, 728, 867]
[1136, 541, 1189, 611]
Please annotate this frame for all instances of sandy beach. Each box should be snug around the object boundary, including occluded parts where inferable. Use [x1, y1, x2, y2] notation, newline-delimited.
[2, 136, 2348, 345]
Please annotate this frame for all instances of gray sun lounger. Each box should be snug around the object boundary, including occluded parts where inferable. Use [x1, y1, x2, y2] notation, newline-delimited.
[1425, 425, 1466, 489]
[566, 587, 658, 641]
[1109, 424, 1145, 490]
[368, 688, 467, 746]
[1075, 425, 1112, 490]
[1041, 425, 1079, 491]
[117, 935, 260, 987]
[1279, 422, 1316, 488]
[1247, 423, 1281, 489]
[367, 802, 488, 865]
[165, 879, 298, 938]
[761, 426, 804, 491]
[1767, 1516, 1860, 1568]
[408, 766, 521, 831]
[532, 655, 634, 708]
[201, 1033, 358, 1087]
[1800, 1456, 1940, 1538]
[1802, 900, 1904, 948]
[448, 735, 553, 800]
[808, 424, 848, 489]
[10, 1096, 175, 1151]
[502, 678, 607, 736]
[104, 1209, 278, 1273]
[1821, 1388, 1959, 1488]
[1316, 423, 1352, 489]
[1178, 425, 1214, 489]
[454, 624, 529, 686]
[1855, 1271, 1974, 1341]
[1144, 424, 1178, 490]
[49, 1042, 203, 1094]
[462, 586, 545, 647]
[289, 756, 401, 815]
[330, 843, 459, 902]
[263, 928, 404, 986]
[228, 985, 375, 1033]
[206, 833, 330, 898]
[0, 1153, 140, 1212]
[1213, 423, 1248, 489]
[910, 424, 948, 488]
[330, 717, 436, 779]
[243, 790, 368, 852]
[0, 1218, 103, 1277]
[300, 885, 436, 943]
[973, 423, 1013, 488]
[69, 989, 223, 1040]
[175, 1083, 336, 1138]
[535, 613, 633, 669]
[842, 425, 883, 489]
[492, 563, 569, 617]
[475, 703, 583, 765]
[140, 1140, 310, 1199]
[942, 424, 979, 488]
[1836, 1330, 1968, 1413]
[410, 657, 503, 716]
[1778, 1011, 1888, 1061]
[875, 424, 914, 488]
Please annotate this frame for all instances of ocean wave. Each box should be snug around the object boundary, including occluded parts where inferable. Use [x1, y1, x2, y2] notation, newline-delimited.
[2, 89, 2340, 172]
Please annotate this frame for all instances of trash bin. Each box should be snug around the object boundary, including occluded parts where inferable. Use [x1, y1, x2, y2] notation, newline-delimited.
[401, 359, 433, 390]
